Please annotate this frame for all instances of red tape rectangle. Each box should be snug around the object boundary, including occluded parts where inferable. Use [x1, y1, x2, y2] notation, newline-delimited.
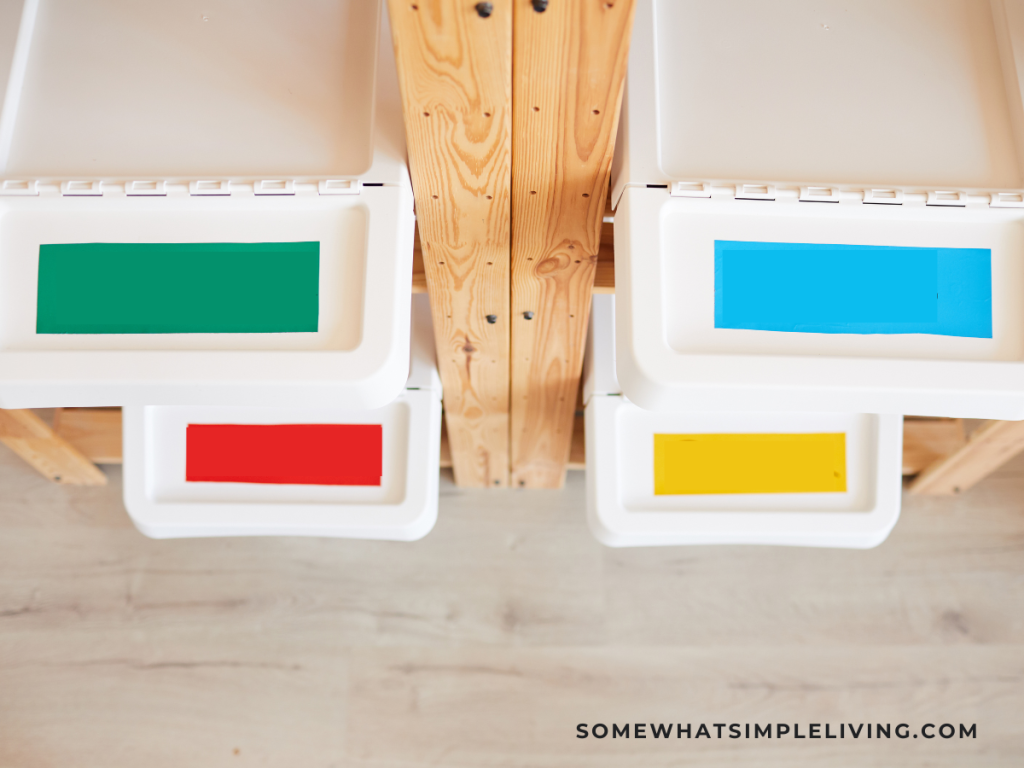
[186, 424, 383, 486]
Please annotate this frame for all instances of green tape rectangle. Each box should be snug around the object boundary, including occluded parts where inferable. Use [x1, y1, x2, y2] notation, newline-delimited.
[36, 242, 320, 334]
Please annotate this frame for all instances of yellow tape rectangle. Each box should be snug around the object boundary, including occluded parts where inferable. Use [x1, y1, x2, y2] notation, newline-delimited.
[653, 433, 847, 495]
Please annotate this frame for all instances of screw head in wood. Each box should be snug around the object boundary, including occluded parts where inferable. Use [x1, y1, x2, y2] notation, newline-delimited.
[486, 314, 498, 324]
[523, 311, 534, 320]
[532, 0, 549, 11]
[475, 2, 494, 17]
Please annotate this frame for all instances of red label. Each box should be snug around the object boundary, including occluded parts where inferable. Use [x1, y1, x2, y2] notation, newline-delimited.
[186, 424, 383, 486]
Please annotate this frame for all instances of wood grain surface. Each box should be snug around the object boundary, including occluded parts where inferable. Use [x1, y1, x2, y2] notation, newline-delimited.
[902, 418, 966, 476]
[1, 447, 1023, 766]
[510, 0, 635, 488]
[592, 219, 615, 294]
[910, 418, 1024, 495]
[389, 0, 511, 487]
[52, 408, 123, 465]
[0, 408, 106, 485]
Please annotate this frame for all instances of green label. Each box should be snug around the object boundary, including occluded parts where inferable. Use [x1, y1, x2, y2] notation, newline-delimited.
[36, 242, 320, 334]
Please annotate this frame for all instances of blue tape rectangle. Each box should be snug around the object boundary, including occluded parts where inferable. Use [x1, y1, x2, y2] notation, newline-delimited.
[714, 241, 992, 338]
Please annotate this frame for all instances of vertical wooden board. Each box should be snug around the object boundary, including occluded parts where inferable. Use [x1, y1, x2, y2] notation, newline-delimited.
[389, 0, 512, 487]
[592, 219, 615, 294]
[53, 408, 124, 464]
[901, 418, 965, 476]
[411, 223, 428, 293]
[0, 409, 107, 486]
[510, 0, 635, 488]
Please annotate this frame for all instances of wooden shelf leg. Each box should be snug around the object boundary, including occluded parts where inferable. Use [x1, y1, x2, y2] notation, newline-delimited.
[909, 419, 1024, 496]
[389, 0, 512, 487]
[0, 409, 107, 486]
[509, 0, 635, 488]
[53, 408, 123, 464]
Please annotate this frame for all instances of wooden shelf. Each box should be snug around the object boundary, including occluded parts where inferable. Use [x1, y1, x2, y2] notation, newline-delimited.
[8, 7, 1021, 497]
[390, 0, 512, 488]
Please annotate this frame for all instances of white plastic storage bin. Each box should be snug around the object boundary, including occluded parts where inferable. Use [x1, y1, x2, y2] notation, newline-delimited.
[122, 295, 442, 540]
[584, 295, 903, 548]
[0, 0, 414, 410]
[612, 0, 1024, 419]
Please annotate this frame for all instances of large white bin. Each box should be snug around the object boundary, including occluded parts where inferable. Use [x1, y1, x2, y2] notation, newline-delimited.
[0, 0, 414, 410]
[612, 0, 1024, 419]
[122, 295, 442, 540]
[584, 295, 903, 549]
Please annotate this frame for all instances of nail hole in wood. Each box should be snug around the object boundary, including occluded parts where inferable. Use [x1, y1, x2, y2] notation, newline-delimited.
[486, 314, 498, 324]
[523, 311, 534, 320]
[475, 2, 493, 18]
[592, 109, 600, 115]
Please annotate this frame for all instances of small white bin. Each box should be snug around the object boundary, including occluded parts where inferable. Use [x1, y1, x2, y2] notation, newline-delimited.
[0, 0, 414, 410]
[612, 0, 1024, 419]
[122, 295, 442, 540]
[584, 295, 903, 549]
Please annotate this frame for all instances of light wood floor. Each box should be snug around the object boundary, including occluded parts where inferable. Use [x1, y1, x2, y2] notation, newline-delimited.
[1, 446, 1022, 767]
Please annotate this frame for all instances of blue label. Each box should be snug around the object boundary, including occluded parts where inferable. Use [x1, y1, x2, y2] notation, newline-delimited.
[714, 241, 992, 338]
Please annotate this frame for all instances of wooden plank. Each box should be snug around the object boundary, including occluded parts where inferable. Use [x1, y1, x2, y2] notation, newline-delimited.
[389, 0, 512, 487]
[567, 412, 585, 470]
[901, 418, 965, 476]
[909, 419, 1024, 495]
[0, 409, 107, 486]
[52, 408, 123, 465]
[509, 0, 635, 488]
[592, 220, 615, 294]
[439, 417, 452, 469]
[412, 224, 428, 293]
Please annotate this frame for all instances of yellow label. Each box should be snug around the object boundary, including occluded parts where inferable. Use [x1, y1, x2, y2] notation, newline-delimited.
[653, 433, 847, 495]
